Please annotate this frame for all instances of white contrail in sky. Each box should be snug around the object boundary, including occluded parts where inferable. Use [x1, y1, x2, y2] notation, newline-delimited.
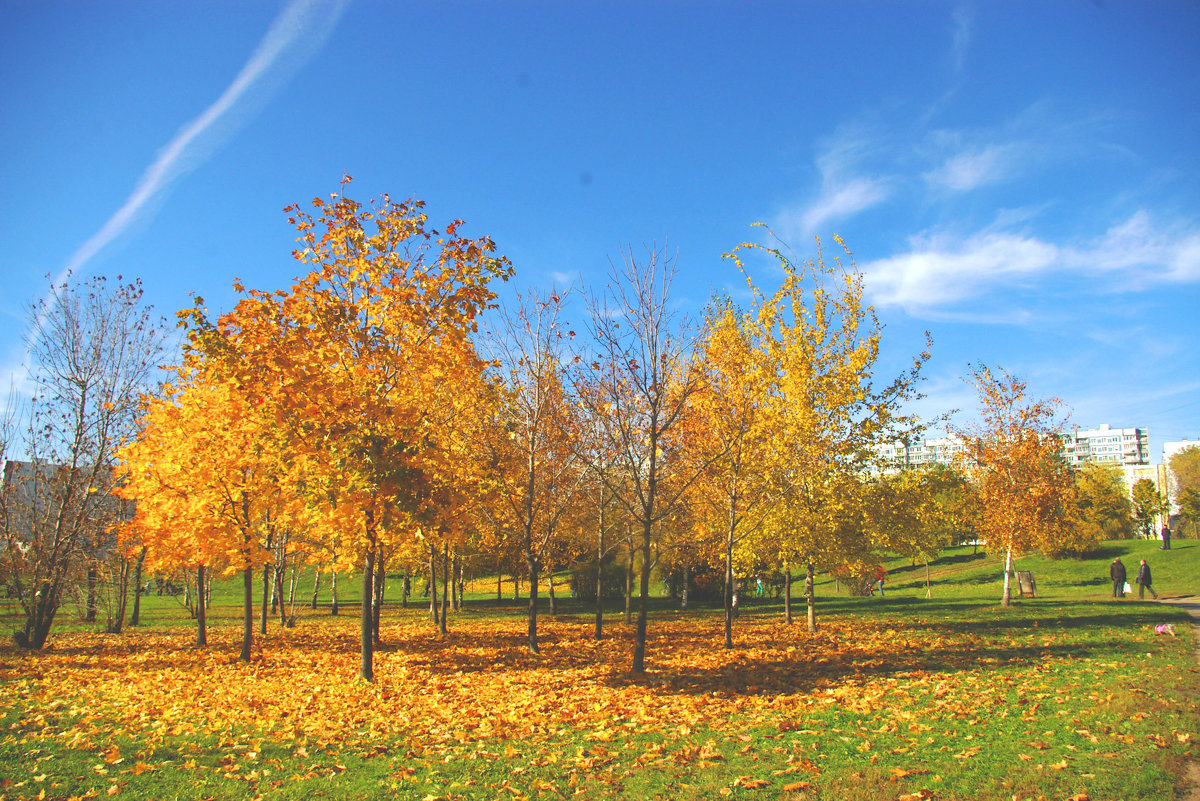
[3, 0, 347, 403]
[52, 0, 348, 290]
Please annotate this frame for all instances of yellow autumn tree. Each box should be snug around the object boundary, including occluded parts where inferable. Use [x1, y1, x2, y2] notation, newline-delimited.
[728, 232, 930, 632]
[953, 364, 1074, 606]
[680, 297, 777, 648]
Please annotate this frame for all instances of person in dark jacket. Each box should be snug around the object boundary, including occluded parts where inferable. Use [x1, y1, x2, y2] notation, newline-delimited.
[1136, 559, 1158, 600]
[1110, 558, 1127, 598]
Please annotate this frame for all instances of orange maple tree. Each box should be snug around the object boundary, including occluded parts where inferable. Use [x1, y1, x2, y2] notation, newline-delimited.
[117, 372, 291, 658]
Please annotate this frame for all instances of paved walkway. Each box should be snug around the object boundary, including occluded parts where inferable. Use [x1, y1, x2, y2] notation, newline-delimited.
[1158, 596, 1200, 801]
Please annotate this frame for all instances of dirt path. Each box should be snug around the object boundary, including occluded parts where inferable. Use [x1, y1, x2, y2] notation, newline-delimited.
[1160, 597, 1200, 801]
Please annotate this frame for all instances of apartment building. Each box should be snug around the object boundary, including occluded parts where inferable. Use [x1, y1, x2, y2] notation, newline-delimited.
[1058, 424, 1149, 468]
[875, 424, 1149, 471]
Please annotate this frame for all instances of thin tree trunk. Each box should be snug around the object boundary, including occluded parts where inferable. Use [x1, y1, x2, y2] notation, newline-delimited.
[632, 517, 653, 674]
[130, 546, 147, 626]
[330, 563, 339, 616]
[1001, 545, 1013, 607]
[458, 560, 466, 610]
[513, 574, 520, 601]
[526, 553, 540, 653]
[260, 561, 270, 635]
[805, 562, 817, 633]
[594, 522, 605, 640]
[279, 554, 291, 626]
[241, 565, 253, 662]
[429, 545, 440, 626]
[360, 548, 375, 682]
[680, 564, 689, 611]
[440, 543, 449, 635]
[624, 545, 634, 625]
[196, 564, 207, 646]
[724, 530, 735, 649]
[373, 553, 386, 644]
[784, 566, 793, 624]
[497, 562, 502, 604]
[924, 558, 931, 599]
[286, 554, 298, 625]
[86, 567, 97, 622]
[310, 564, 322, 610]
[105, 555, 131, 634]
[547, 562, 557, 617]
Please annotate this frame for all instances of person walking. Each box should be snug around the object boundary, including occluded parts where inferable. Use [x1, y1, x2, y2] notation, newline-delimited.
[1110, 557, 1127, 599]
[875, 566, 886, 597]
[1160, 524, 1171, 550]
[1136, 559, 1158, 600]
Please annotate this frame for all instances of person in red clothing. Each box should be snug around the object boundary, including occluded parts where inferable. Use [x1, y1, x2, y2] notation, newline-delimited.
[875, 566, 886, 597]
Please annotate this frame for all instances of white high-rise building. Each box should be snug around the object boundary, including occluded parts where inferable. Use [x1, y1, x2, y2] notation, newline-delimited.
[1058, 424, 1149, 468]
[874, 424, 1149, 472]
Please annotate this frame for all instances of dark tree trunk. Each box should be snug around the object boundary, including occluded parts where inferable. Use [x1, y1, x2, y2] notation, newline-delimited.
[527, 554, 540, 654]
[632, 519, 652, 674]
[594, 523, 605, 640]
[260, 562, 270, 635]
[328, 565, 338, 618]
[360, 548, 375, 682]
[681, 564, 689, 611]
[723, 534, 735, 649]
[805, 562, 817, 633]
[784, 566, 793, 624]
[372, 554, 386, 644]
[624, 546, 633, 625]
[439, 543, 450, 635]
[195, 564, 207, 646]
[130, 547, 147, 626]
[241, 566, 253, 662]
[547, 563, 557, 617]
[310, 565, 321, 610]
[105, 553, 132, 634]
[429, 545, 440, 626]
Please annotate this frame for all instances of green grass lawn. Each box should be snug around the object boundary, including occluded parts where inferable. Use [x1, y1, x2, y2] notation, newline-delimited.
[1, 540, 1198, 801]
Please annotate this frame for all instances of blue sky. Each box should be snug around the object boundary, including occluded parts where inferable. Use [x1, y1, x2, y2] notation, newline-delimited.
[2, 1, 1198, 459]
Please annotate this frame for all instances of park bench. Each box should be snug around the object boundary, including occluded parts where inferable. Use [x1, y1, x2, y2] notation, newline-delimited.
[1015, 570, 1036, 598]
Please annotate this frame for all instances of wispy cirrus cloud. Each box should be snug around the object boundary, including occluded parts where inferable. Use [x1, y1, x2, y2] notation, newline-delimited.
[772, 126, 892, 241]
[950, 7, 972, 75]
[861, 210, 1200, 315]
[862, 228, 1058, 310]
[923, 142, 1025, 192]
[1079, 210, 1200, 283]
